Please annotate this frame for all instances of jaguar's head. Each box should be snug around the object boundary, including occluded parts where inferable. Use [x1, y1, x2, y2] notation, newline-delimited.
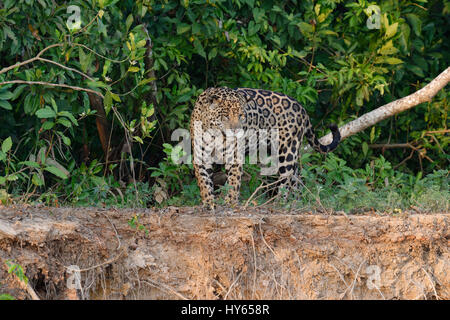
[203, 87, 246, 131]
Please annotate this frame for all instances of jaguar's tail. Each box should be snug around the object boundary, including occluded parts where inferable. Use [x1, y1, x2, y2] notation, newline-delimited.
[305, 122, 341, 154]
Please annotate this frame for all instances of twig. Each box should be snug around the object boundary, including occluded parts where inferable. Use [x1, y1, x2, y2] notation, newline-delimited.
[243, 177, 285, 208]
[0, 43, 63, 75]
[64, 250, 124, 272]
[101, 212, 121, 250]
[141, 279, 188, 300]
[258, 222, 280, 261]
[421, 268, 441, 300]
[0, 80, 104, 98]
[224, 270, 243, 300]
[250, 231, 257, 299]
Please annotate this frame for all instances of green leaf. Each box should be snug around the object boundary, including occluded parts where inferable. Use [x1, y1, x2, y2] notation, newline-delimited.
[384, 57, 403, 65]
[58, 111, 78, 125]
[128, 66, 140, 73]
[36, 107, 56, 119]
[126, 14, 133, 32]
[44, 166, 68, 179]
[57, 118, 72, 128]
[50, 98, 58, 113]
[104, 91, 113, 115]
[32, 173, 44, 186]
[378, 40, 398, 55]
[110, 92, 121, 102]
[406, 65, 424, 77]
[405, 13, 422, 37]
[177, 23, 191, 34]
[6, 174, 18, 181]
[41, 121, 54, 130]
[208, 47, 218, 60]
[138, 78, 156, 86]
[0, 176, 5, 185]
[370, 127, 376, 143]
[59, 133, 71, 146]
[385, 22, 398, 39]
[136, 39, 147, 48]
[2, 137, 12, 153]
[0, 100, 12, 110]
[0, 91, 13, 100]
[78, 47, 90, 74]
[193, 39, 206, 58]
[19, 161, 41, 169]
[362, 142, 368, 157]
[298, 22, 313, 34]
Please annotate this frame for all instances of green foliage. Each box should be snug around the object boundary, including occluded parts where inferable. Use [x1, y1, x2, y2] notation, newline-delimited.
[128, 214, 149, 235]
[0, 0, 448, 209]
[5, 260, 28, 285]
[0, 294, 15, 300]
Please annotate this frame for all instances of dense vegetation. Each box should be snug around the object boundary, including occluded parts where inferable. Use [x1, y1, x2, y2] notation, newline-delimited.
[0, 0, 448, 212]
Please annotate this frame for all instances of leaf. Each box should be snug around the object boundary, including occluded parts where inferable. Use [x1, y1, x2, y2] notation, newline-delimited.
[110, 92, 121, 102]
[128, 66, 140, 73]
[32, 173, 44, 186]
[44, 166, 68, 179]
[2, 137, 12, 153]
[126, 14, 133, 32]
[41, 121, 54, 130]
[405, 13, 422, 37]
[104, 91, 113, 115]
[0, 91, 13, 100]
[298, 22, 313, 34]
[78, 47, 90, 74]
[133, 136, 143, 144]
[6, 175, 18, 181]
[35, 107, 56, 119]
[19, 161, 41, 169]
[370, 126, 376, 143]
[177, 23, 190, 35]
[58, 111, 78, 125]
[0, 100, 12, 110]
[378, 40, 398, 55]
[406, 65, 424, 77]
[385, 22, 398, 39]
[60, 133, 71, 146]
[208, 47, 218, 60]
[384, 57, 403, 65]
[193, 39, 206, 58]
[136, 39, 147, 48]
[57, 118, 72, 128]
[138, 78, 156, 86]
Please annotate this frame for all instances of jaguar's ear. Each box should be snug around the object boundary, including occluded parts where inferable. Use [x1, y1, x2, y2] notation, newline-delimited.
[209, 102, 218, 110]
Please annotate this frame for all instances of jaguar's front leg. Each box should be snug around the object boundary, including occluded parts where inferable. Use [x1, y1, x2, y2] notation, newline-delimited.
[193, 162, 215, 210]
[225, 162, 243, 207]
[192, 128, 216, 210]
[223, 128, 245, 207]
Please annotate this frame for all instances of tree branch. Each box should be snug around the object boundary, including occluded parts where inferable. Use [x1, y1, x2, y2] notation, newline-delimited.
[318, 67, 450, 146]
[0, 80, 104, 98]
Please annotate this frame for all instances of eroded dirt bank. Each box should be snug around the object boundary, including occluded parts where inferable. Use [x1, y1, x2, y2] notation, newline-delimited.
[0, 205, 448, 300]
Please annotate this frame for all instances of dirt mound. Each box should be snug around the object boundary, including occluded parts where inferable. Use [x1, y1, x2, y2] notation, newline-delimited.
[0, 205, 448, 299]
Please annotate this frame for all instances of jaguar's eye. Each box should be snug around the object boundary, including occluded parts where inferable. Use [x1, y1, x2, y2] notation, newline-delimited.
[222, 116, 229, 122]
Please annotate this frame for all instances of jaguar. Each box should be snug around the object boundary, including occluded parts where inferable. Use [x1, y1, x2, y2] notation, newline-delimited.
[189, 87, 340, 209]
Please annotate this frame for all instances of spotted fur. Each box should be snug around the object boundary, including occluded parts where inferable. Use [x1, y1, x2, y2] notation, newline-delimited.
[190, 87, 341, 209]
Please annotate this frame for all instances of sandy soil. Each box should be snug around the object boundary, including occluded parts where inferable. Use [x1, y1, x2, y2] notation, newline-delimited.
[0, 205, 448, 300]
